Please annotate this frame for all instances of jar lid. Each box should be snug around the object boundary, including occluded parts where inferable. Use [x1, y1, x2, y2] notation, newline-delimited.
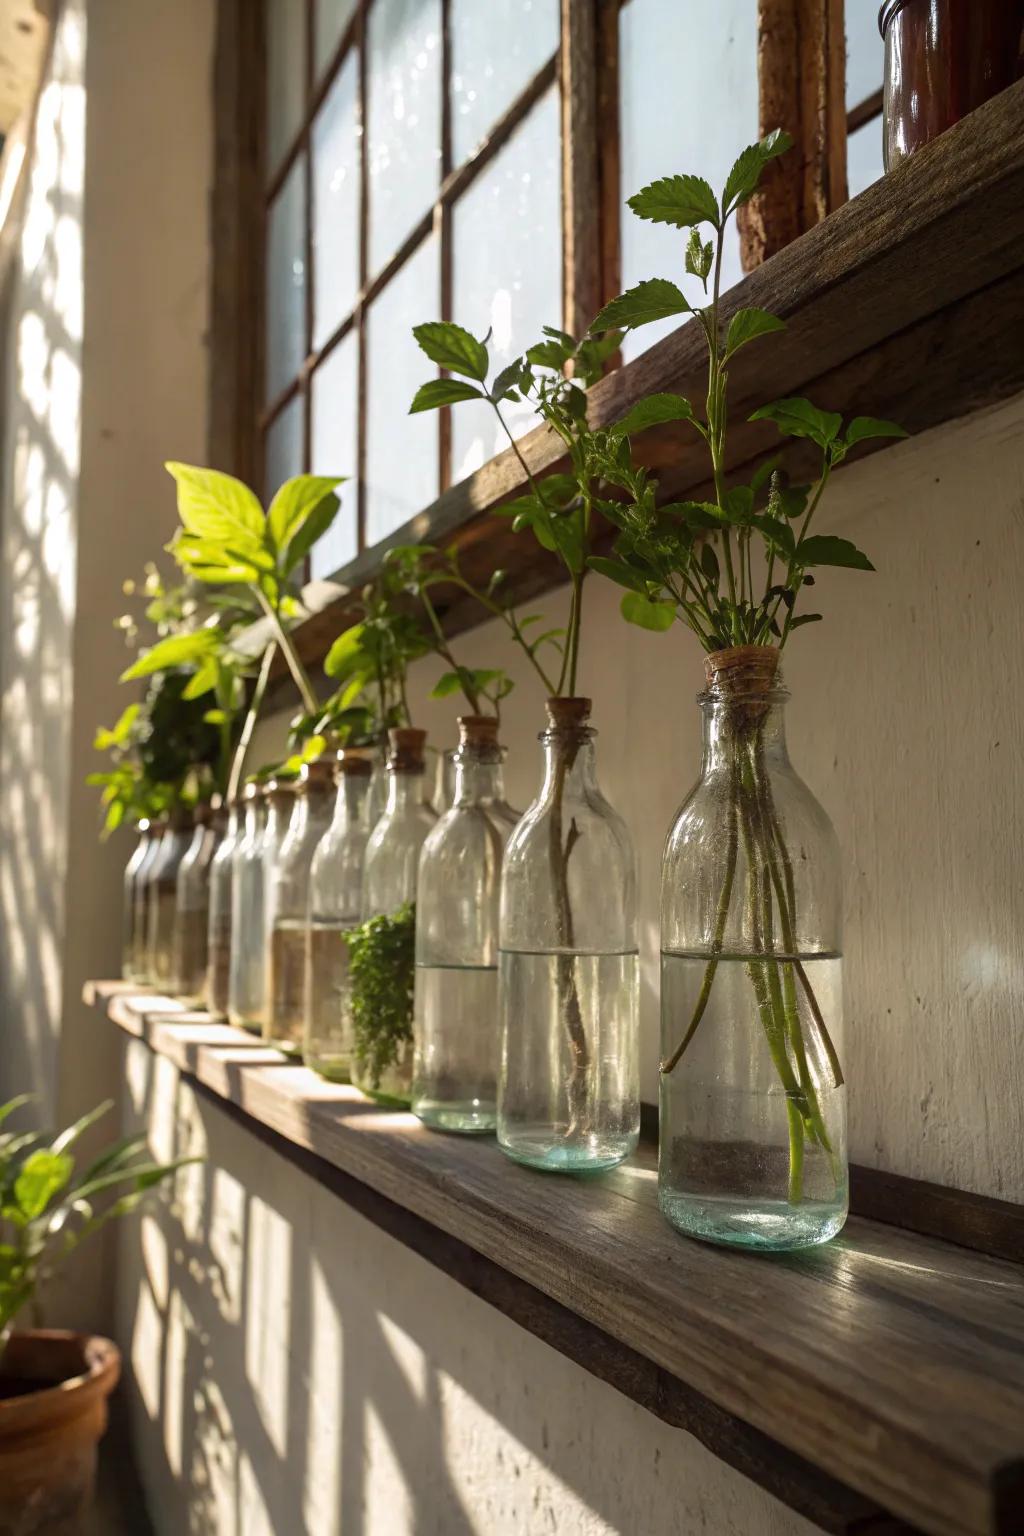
[878, 0, 909, 37]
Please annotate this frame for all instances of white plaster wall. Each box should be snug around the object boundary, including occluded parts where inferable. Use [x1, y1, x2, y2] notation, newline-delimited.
[254, 391, 1024, 1207]
[118, 1036, 816, 1536]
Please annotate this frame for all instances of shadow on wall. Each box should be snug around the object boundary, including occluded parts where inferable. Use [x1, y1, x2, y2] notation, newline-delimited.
[0, 0, 86, 1115]
[115, 1040, 807, 1536]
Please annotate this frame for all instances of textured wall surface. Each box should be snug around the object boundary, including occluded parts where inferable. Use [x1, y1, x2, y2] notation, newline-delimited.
[119, 1037, 816, 1536]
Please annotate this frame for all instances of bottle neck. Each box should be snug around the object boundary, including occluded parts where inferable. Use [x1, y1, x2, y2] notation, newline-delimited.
[538, 729, 597, 803]
[453, 746, 505, 806]
[701, 695, 792, 776]
[385, 768, 425, 817]
[333, 774, 370, 827]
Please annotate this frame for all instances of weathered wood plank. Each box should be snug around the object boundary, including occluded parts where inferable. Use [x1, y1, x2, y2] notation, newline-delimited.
[94, 989, 1024, 1536]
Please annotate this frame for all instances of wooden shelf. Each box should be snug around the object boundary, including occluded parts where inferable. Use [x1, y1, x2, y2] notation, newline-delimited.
[88, 981, 1024, 1536]
[276, 78, 1024, 682]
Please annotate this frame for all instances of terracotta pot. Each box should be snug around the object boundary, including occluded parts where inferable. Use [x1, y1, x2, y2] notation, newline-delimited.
[0, 1331, 121, 1536]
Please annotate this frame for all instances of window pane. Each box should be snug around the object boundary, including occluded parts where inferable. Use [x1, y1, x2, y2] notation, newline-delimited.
[451, 88, 560, 483]
[310, 333, 359, 576]
[619, 0, 757, 362]
[312, 51, 360, 349]
[266, 0, 306, 177]
[315, 0, 358, 81]
[450, 0, 559, 165]
[367, 0, 442, 276]
[847, 117, 884, 199]
[365, 236, 439, 546]
[846, 4, 884, 110]
[265, 395, 304, 503]
[265, 157, 308, 403]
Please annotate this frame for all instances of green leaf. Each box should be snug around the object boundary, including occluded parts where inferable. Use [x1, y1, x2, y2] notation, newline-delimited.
[685, 229, 714, 283]
[615, 393, 695, 438]
[490, 359, 525, 401]
[844, 416, 909, 449]
[51, 1100, 113, 1156]
[119, 630, 216, 682]
[796, 535, 875, 571]
[700, 543, 720, 586]
[592, 279, 691, 334]
[283, 492, 341, 574]
[750, 514, 795, 558]
[587, 556, 648, 593]
[164, 463, 264, 548]
[411, 321, 489, 381]
[721, 129, 793, 213]
[526, 338, 572, 370]
[627, 173, 719, 228]
[778, 485, 809, 520]
[409, 378, 484, 414]
[430, 671, 464, 699]
[181, 660, 218, 700]
[93, 704, 140, 751]
[324, 623, 367, 680]
[267, 475, 345, 558]
[620, 592, 676, 631]
[722, 486, 754, 524]
[724, 308, 786, 361]
[750, 397, 843, 450]
[789, 613, 823, 629]
[549, 514, 584, 574]
[14, 1150, 73, 1223]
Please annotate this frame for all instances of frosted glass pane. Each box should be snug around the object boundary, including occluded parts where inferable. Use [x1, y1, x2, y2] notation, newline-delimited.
[312, 52, 359, 348]
[450, 0, 559, 164]
[847, 117, 884, 199]
[266, 0, 307, 177]
[315, 0, 358, 80]
[310, 332, 359, 576]
[846, 3, 885, 108]
[619, 0, 757, 362]
[451, 89, 560, 484]
[367, 0, 442, 275]
[365, 236, 440, 546]
[265, 395, 304, 503]
[265, 157, 308, 402]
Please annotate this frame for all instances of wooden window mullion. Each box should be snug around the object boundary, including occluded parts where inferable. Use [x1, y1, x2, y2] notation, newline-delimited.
[559, 0, 603, 338]
[438, 0, 453, 495]
[355, 0, 370, 556]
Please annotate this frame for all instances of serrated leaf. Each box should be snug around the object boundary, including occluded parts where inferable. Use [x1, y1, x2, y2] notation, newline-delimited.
[526, 338, 572, 371]
[749, 514, 795, 558]
[267, 475, 344, 557]
[615, 393, 695, 438]
[620, 592, 676, 631]
[409, 378, 484, 414]
[490, 359, 524, 401]
[587, 556, 648, 593]
[592, 279, 691, 334]
[685, 228, 714, 282]
[750, 397, 843, 450]
[284, 492, 342, 574]
[724, 307, 785, 361]
[165, 463, 264, 549]
[721, 129, 793, 212]
[844, 416, 909, 449]
[796, 535, 875, 571]
[411, 321, 489, 381]
[627, 173, 719, 229]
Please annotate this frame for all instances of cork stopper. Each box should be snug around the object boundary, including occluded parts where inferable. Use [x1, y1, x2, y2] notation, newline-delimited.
[337, 748, 373, 778]
[545, 697, 592, 730]
[703, 645, 781, 698]
[265, 777, 296, 803]
[168, 804, 193, 831]
[299, 757, 337, 793]
[457, 715, 500, 750]
[387, 727, 427, 773]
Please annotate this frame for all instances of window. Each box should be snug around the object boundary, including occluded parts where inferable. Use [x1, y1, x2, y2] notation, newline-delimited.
[845, 1, 885, 198]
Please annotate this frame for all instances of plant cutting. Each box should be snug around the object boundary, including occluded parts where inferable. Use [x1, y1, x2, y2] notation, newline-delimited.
[585, 131, 905, 1246]
[0, 1096, 192, 1534]
[409, 322, 639, 1172]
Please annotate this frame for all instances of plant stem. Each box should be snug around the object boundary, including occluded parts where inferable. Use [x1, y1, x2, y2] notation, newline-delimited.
[548, 729, 589, 1136]
[420, 588, 482, 712]
[255, 589, 319, 716]
[227, 642, 277, 804]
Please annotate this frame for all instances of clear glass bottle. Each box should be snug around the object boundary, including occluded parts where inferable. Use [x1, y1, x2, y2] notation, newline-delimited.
[132, 815, 166, 984]
[227, 781, 272, 1033]
[659, 646, 847, 1251]
[122, 820, 153, 981]
[265, 760, 336, 1053]
[498, 698, 640, 1173]
[206, 798, 240, 1018]
[352, 728, 436, 1105]
[432, 747, 458, 812]
[414, 717, 518, 1133]
[147, 807, 193, 990]
[173, 802, 222, 1002]
[305, 751, 373, 1081]
[366, 751, 388, 830]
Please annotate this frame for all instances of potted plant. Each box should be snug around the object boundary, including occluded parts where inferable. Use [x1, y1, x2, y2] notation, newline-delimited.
[0, 1096, 191, 1534]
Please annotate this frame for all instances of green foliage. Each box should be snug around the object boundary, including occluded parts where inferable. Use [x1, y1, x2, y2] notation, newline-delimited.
[349, 904, 416, 1090]
[0, 1097, 196, 1344]
[592, 279, 691, 333]
[627, 173, 719, 228]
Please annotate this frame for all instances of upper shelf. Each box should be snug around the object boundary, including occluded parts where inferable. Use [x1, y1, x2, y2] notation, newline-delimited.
[89, 982, 1024, 1536]
[276, 78, 1024, 682]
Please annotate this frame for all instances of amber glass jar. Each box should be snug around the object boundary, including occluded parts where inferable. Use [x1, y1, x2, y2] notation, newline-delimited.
[880, 0, 1023, 170]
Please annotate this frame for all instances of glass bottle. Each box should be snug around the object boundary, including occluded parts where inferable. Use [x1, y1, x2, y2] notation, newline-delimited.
[173, 802, 222, 1002]
[206, 798, 240, 1018]
[413, 716, 518, 1133]
[122, 820, 153, 981]
[146, 806, 193, 990]
[659, 646, 847, 1251]
[305, 751, 373, 1081]
[352, 728, 436, 1105]
[227, 782, 270, 1033]
[497, 698, 640, 1173]
[432, 747, 458, 813]
[132, 815, 166, 984]
[265, 760, 336, 1053]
